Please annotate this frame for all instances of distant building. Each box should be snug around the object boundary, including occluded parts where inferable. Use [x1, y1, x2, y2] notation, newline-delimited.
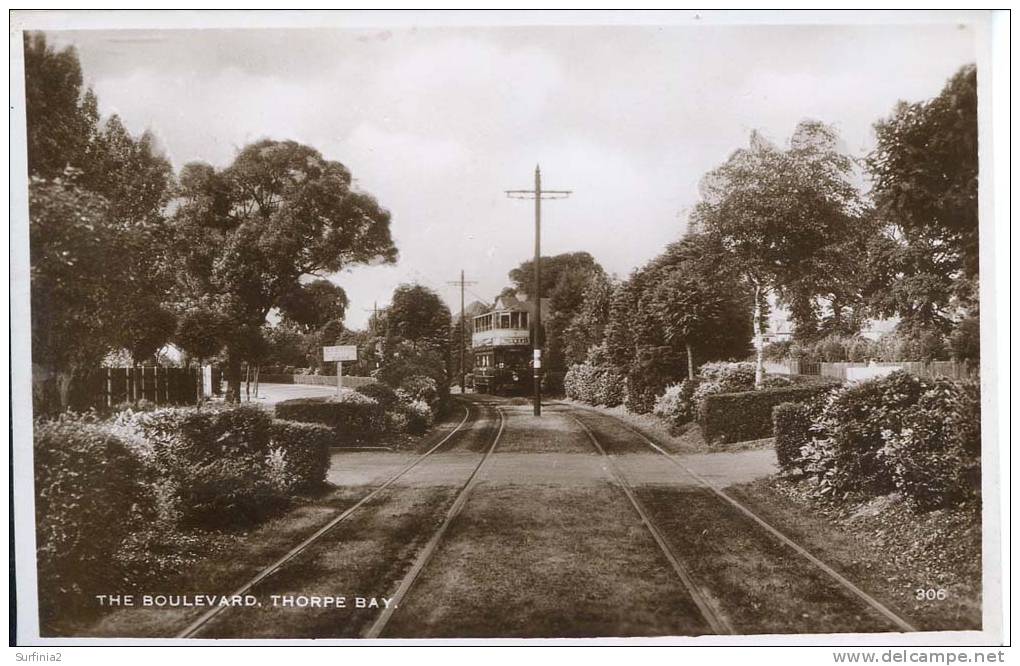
[760, 315, 794, 346]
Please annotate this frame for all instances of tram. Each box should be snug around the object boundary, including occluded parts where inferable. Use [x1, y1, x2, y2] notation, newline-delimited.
[471, 294, 548, 395]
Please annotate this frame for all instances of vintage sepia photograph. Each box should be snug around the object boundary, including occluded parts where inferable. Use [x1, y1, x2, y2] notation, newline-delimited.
[8, 9, 1007, 649]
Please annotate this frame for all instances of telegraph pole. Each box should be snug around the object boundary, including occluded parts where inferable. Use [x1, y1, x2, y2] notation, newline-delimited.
[506, 165, 572, 416]
[447, 270, 477, 394]
[363, 302, 379, 334]
[363, 301, 382, 368]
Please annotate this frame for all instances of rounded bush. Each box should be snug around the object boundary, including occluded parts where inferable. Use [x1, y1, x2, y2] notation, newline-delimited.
[402, 399, 434, 434]
[399, 374, 439, 406]
[355, 382, 399, 410]
[813, 370, 927, 496]
[653, 379, 699, 432]
[879, 379, 981, 509]
[130, 405, 285, 527]
[34, 418, 152, 618]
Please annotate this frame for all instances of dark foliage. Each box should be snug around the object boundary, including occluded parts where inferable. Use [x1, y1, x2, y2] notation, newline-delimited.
[269, 420, 334, 492]
[275, 395, 385, 446]
[33, 419, 153, 620]
[811, 371, 927, 496]
[772, 402, 815, 471]
[355, 382, 400, 410]
[699, 382, 837, 445]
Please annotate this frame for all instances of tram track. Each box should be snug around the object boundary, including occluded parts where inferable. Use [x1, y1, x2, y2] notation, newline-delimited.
[363, 405, 505, 638]
[569, 414, 735, 635]
[176, 399, 489, 639]
[557, 402, 919, 634]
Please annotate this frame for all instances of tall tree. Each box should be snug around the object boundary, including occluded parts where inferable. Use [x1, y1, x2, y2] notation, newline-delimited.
[25, 35, 176, 410]
[563, 272, 616, 366]
[170, 139, 397, 400]
[387, 284, 451, 355]
[277, 279, 349, 333]
[865, 64, 979, 332]
[508, 252, 604, 373]
[508, 251, 602, 299]
[692, 120, 867, 385]
[23, 32, 99, 179]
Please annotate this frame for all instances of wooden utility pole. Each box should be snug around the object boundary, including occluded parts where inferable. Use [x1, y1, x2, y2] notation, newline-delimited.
[363, 302, 379, 334]
[448, 270, 477, 394]
[506, 165, 571, 416]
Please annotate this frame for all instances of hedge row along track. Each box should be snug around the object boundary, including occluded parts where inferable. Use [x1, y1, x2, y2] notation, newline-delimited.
[560, 403, 918, 634]
[176, 402, 480, 639]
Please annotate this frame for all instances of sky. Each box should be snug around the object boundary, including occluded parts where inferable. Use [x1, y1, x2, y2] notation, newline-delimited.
[43, 17, 977, 330]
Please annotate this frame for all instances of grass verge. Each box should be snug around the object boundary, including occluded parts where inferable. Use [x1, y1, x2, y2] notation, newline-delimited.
[382, 483, 715, 638]
[727, 477, 981, 631]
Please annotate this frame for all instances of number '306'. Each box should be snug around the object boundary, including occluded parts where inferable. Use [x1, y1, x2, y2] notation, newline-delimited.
[916, 588, 948, 601]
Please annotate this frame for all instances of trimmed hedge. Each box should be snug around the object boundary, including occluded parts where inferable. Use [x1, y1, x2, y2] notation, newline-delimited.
[699, 382, 837, 445]
[275, 391, 384, 446]
[772, 402, 814, 471]
[34, 418, 153, 619]
[269, 420, 334, 492]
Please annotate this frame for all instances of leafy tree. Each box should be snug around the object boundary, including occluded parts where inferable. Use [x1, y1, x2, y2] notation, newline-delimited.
[949, 316, 980, 363]
[692, 120, 867, 385]
[23, 33, 99, 179]
[507, 252, 605, 373]
[26, 36, 177, 408]
[30, 180, 123, 408]
[604, 232, 751, 385]
[865, 64, 979, 331]
[387, 284, 451, 355]
[563, 272, 616, 366]
[278, 279, 349, 333]
[646, 271, 726, 380]
[169, 139, 397, 401]
[508, 251, 602, 299]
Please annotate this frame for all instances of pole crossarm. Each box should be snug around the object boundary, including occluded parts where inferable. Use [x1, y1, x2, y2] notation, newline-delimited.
[505, 189, 573, 199]
[504, 165, 572, 416]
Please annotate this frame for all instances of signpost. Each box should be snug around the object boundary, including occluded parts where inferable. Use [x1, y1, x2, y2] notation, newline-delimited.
[323, 345, 358, 395]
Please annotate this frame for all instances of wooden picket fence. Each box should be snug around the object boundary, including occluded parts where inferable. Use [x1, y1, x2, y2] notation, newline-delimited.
[92, 366, 204, 407]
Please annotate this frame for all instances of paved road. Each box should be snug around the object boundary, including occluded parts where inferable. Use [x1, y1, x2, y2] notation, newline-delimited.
[242, 382, 342, 408]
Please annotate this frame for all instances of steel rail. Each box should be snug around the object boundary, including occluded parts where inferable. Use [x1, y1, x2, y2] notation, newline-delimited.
[363, 406, 506, 639]
[563, 404, 919, 634]
[570, 414, 735, 635]
[176, 402, 476, 639]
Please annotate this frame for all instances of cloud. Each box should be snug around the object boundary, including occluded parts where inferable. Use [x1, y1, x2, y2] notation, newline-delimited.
[45, 22, 977, 328]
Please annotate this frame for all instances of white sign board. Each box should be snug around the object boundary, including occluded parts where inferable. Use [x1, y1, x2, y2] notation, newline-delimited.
[323, 345, 358, 362]
[846, 365, 902, 382]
